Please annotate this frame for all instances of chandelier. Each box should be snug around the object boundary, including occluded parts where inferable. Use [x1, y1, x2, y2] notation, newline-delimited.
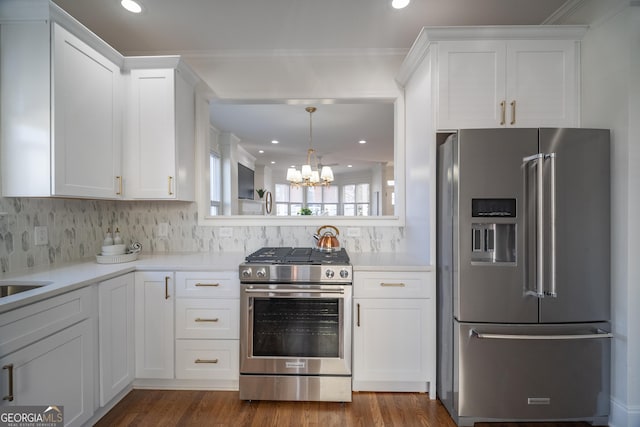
[286, 107, 334, 187]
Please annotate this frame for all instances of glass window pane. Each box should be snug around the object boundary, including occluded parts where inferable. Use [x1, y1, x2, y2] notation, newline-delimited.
[323, 186, 338, 203]
[344, 204, 355, 216]
[306, 187, 322, 203]
[343, 185, 355, 203]
[291, 203, 303, 215]
[290, 186, 303, 203]
[357, 204, 370, 216]
[356, 183, 370, 203]
[323, 204, 338, 216]
[276, 204, 289, 216]
[275, 184, 289, 202]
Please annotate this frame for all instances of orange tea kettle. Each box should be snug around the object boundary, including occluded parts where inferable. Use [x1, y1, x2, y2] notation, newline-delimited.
[313, 225, 341, 252]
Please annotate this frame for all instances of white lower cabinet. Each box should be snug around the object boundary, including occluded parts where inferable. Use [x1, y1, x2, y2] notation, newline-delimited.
[98, 273, 135, 405]
[352, 270, 436, 397]
[0, 288, 94, 427]
[134, 271, 175, 379]
[174, 271, 239, 388]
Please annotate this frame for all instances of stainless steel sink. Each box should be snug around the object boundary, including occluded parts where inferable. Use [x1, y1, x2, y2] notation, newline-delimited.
[0, 281, 53, 297]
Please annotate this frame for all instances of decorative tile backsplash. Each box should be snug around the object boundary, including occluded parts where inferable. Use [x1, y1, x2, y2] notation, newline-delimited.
[0, 197, 405, 274]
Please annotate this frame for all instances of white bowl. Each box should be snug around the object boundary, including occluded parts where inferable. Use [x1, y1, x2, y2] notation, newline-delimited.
[101, 244, 126, 255]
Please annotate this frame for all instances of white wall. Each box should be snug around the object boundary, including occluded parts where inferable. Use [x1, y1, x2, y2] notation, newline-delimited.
[579, 3, 640, 426]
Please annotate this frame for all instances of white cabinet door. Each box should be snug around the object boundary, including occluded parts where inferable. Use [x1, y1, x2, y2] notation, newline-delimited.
[505, 40, 578, 127]
[352, 298, 430, 392]
[125, 68, 195, 200]
[437, 39, 578, 129]
[52, 23, 121, 198]
[437, 40, 506, 130]
[0, 320, 94, 427]
[135, 272, 174, 379]
[98, 273, 135, 406]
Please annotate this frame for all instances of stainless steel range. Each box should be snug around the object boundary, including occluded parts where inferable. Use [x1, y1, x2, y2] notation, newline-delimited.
[239, 247, 352, 402]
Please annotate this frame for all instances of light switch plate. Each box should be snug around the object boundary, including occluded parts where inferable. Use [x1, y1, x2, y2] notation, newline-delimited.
[34, 226, 48, 245]
[158, 222, 169, 237]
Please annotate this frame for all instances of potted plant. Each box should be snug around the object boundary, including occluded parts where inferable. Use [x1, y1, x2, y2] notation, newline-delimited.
[255, 188, 266, 199]
[299, 207, 312, 215]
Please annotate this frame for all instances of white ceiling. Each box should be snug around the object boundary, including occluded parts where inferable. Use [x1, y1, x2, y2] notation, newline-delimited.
[51, 0, 578, 177]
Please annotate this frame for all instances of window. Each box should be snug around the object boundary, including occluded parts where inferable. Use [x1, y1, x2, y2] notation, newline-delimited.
[274, 184, 339, 216]
[209, 151, 221, 215]
[342, 183, 370, 216]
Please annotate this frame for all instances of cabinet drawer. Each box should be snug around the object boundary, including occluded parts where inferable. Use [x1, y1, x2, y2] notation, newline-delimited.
[175, 339, 239, 380]
[0, 287, 92, 357]
[175, 271, 239, 298]
[354, 271, 432, 298]
[175, 299, 239, 339]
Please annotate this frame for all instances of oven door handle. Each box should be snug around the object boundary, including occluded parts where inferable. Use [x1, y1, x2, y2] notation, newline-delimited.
[243, 288, 345, 295]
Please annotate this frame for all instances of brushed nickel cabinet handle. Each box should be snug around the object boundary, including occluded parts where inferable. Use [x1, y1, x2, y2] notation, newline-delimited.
[510, 100, 516, 125]
[357, 303, 361, 327]
[168, 176, 174, 196]
[116, 176, 122, 195]
[2, 364, 14, 402]
[195, 283, 220, 287]
[380, 282, 406, 287]
[500, 100, 506, 125]
[195, 358, 218, 364]
[195, 318, 219, 322]
[165, 276, 170, 299]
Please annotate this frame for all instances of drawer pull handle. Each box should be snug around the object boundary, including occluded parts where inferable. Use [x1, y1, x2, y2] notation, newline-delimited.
[195, 318, 219, 322]
[380, 282, 406, 287]
[510, 100, 516, 125]
[168, 176, 174, 196]
[3, 364, 14, 402]
[195, 358, 219, 364]
[357, 303, 361, 327]
[500, 100, 506, 125]
[165, 276, 170, 299]
[116, 176, 123, 195]
[195, 283, 220, 287]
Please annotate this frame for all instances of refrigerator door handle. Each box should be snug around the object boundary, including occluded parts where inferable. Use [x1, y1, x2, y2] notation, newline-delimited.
[546, 152, 557, 297]
[523, 153, 545, 298]
[470, 328, 613, 340]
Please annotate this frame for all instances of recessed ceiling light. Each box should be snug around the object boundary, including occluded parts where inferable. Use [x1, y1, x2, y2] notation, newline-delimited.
[270, 161, 276, 164]
[258, 150, 264, 154]
[347, 165, 353, 168]
[358, 140, 367, 144]
[271, 140, 279, 144]
[391, 0, 410, 9]
[121, 0, 143, 13]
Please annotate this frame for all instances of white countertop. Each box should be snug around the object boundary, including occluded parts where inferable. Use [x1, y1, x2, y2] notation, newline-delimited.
[0, 252, 245, 314]
[349, 252, 433, 272]
[0, 251, 433, 314]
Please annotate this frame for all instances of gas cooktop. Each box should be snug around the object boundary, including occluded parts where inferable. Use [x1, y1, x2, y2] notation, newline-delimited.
[244, 247, 350, 265]
[240, 247, 352, 283]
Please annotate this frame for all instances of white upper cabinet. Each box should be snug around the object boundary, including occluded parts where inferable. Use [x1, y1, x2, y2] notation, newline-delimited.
[123, 60, 197, 200]
[0, 6, 123, 198]
[52, 23, 122, 198]
[437, 38, 579, 129]
[396, 26, 586, 131]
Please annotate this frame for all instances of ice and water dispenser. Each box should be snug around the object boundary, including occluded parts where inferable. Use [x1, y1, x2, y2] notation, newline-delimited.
[471, 198, 516, 264]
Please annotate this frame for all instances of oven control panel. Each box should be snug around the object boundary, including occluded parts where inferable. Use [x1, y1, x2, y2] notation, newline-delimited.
[239, 264, 352, 284]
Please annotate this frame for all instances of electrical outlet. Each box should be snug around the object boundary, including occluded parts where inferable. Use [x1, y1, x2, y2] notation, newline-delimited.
[219, 227, 233, 238]
[34, 226, 48, 245]
[158, 222, 169, 237]
[346, 227, 361, 238]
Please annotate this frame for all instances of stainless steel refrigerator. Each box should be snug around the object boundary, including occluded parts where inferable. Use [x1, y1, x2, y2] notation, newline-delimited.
[437, 128, 612, 426]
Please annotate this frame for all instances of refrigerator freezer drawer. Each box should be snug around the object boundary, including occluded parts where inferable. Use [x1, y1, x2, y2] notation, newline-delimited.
[456, 322, 611, 421]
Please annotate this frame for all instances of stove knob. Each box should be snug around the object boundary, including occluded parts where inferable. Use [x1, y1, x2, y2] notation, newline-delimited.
[241, 268, 252, 278]
[339, 269, 350, 279]
[325, 269, 335, 279]
[256, 268, 267, 279]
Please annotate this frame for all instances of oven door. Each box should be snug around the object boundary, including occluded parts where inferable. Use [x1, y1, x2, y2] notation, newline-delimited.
[240, 284, 352, 376]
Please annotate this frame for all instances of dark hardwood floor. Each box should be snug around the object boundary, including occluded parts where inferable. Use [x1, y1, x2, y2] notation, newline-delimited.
[93, 390, 598, 427]
[94, 390, 456, 427]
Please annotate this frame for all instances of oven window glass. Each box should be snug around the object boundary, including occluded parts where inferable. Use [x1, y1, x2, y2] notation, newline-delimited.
[252, 298, 341, 358]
